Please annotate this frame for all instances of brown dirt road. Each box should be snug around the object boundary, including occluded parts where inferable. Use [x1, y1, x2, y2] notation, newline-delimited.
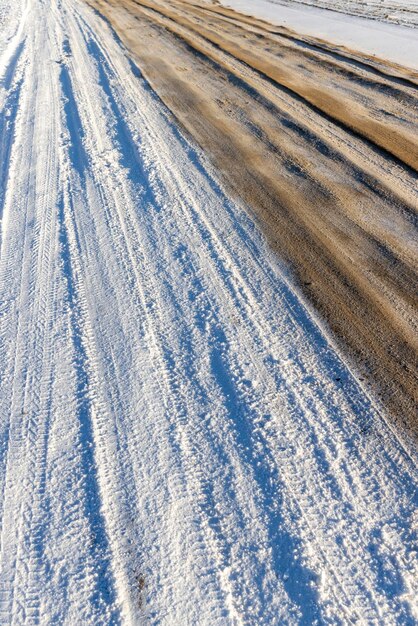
[86, 0, 418, 435]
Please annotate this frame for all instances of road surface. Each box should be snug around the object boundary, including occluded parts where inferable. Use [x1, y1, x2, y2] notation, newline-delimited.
[0, 0, 417, 624]
[88, 0, 418, 433]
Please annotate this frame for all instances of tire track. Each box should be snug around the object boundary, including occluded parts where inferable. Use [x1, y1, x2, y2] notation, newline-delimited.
[62, 6, 418, 621]
[0, 0, 416, 622]
[131, 0, 418, 171]
[87, 0, 418, 436]
[0, 3, 121, 622]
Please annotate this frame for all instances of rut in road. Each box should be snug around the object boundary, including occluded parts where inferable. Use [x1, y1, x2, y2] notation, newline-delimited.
[88, 0, 418, 435]
[0, 0, 416, 624]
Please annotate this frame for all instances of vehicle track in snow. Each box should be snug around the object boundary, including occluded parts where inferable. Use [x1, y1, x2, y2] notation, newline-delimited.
[87, 0, 418, 436]
[0, 0, 417, 623]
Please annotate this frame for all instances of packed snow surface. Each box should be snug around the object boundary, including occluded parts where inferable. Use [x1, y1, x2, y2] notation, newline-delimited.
[0, 0, 417, 623]
[218, 0, 418, 69]
[254, 0, 418, 27]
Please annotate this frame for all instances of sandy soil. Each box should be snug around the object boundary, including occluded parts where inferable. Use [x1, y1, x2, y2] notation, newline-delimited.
[87, 0, 418, 433]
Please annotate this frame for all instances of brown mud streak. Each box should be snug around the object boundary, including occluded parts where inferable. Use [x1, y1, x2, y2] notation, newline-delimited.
[87, 0, 418, 438]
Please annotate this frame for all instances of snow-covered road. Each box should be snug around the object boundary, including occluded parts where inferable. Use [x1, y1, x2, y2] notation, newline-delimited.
[0, 0, 417, 623]
[218, 0, 418, 69]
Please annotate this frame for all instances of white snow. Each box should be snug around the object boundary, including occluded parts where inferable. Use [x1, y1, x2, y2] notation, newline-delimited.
[217, 0, 418, 70]
[256, 0, 418, 28]
[0, 0, 417, 623]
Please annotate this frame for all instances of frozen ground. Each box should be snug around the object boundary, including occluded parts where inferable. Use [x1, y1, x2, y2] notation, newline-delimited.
[217, 0, 418, 69]
[0, 0, 417, 624]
